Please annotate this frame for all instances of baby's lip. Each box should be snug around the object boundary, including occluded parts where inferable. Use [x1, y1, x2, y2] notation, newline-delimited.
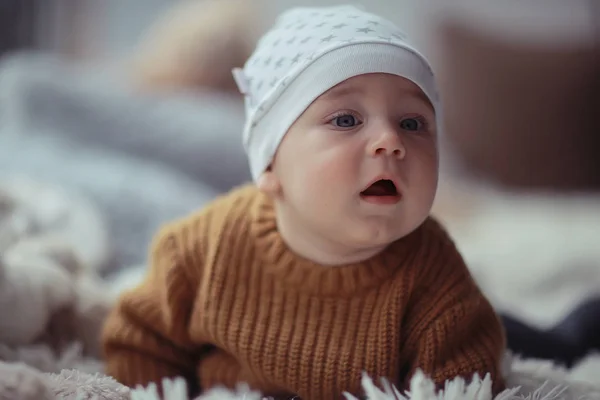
[360, 175, 401, 194]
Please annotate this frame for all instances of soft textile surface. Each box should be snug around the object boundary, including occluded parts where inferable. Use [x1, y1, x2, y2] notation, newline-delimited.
[0, 52, 249, 271]
[433, 180, 600, 328]
[133, 354, 600, 400]
[0, 349, 599, 400]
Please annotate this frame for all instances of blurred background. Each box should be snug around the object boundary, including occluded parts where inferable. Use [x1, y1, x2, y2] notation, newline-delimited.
[0, 0, 599, 368]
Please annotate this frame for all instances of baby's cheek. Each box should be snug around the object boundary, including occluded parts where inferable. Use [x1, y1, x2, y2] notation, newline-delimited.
[296, 163, 347, 207]
[318, 152, 357, 180]
[410, 159, 438, 212]
[406, 144, 438, 180]
[311, 163, 350, 193]
[414, 141, 439, 171]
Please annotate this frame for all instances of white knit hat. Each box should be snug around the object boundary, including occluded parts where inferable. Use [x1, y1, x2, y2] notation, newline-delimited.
[232, 5, 440, 181]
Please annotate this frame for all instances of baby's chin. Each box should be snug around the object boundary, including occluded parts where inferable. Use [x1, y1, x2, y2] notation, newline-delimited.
[343, 221, 411, 249]
[346, 211, 429, 246]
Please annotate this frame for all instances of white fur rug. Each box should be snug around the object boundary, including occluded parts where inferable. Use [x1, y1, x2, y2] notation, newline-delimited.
[127, 353, 600, 400]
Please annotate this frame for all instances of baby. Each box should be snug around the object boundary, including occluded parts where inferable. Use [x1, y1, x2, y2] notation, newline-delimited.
[102, 5, 506, 399]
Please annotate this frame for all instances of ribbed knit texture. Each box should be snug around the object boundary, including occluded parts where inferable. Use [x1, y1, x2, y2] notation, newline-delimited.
[102, 184, 506, 399]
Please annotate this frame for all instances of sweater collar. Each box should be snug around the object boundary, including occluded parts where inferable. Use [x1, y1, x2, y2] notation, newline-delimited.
[251, 192, 419, 297]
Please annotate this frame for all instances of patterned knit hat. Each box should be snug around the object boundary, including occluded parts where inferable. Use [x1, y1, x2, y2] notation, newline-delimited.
[232, 5, 440, 181]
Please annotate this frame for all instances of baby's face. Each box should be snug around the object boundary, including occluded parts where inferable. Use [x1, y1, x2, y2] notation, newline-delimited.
[270, 73, 438, 251]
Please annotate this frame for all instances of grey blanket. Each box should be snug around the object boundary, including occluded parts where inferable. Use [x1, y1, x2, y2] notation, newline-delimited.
[0, 52, 251, 273]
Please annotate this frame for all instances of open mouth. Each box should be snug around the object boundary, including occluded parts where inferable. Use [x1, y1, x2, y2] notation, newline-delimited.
[360, 179, 401, 204]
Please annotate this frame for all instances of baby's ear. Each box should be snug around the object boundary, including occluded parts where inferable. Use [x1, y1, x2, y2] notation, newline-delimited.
[256, 169, 282, 197]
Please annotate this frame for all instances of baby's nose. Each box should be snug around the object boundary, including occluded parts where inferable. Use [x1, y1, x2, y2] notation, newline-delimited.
[369, 130, 406, 159]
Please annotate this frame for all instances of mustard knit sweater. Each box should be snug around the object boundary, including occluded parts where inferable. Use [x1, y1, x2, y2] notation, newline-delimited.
[102, 185, 506, 399]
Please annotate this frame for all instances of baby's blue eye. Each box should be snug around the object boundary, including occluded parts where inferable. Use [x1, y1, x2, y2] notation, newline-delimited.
[333, 114, 358, 128]
[400, 117, 422, 131]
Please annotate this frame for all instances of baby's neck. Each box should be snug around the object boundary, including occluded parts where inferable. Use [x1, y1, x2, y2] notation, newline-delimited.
[275, 206, 387, 266]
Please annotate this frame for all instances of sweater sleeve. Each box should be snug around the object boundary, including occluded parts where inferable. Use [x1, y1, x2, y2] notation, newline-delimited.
[101, 223, 204, 394]
[399, 219, 507, 394]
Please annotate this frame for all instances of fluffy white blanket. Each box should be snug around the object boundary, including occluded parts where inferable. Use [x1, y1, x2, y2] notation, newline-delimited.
[0, 349, 598, 400]
[125, 353, 600, 400]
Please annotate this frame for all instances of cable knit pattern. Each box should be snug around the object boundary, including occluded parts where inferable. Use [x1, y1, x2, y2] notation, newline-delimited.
[102, 185, 506, 399]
